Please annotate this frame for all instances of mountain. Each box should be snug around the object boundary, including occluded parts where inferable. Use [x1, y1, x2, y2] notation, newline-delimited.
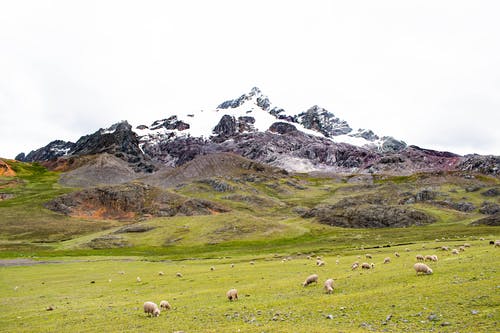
[15, 87, 499, 177]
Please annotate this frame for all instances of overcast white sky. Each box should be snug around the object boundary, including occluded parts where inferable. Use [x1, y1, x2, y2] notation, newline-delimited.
[1, 1, 499, 158]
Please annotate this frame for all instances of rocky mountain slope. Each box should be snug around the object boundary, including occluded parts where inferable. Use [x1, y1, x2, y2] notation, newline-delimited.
[15, 87, 499, 177]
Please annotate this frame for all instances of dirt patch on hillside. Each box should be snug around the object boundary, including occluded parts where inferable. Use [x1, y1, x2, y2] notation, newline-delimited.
[0, 160, 16, 176]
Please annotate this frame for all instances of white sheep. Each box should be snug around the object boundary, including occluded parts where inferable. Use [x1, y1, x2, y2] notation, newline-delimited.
[459, 246, 466, 252]
[413, 263, 433, 275]
[361, 262, 374, 269]
[383, 257, 391, 264]
[495, 240, 500, 247]
[303, 274, 319, 286]
[230, 263, 234, 268]
[441, 246, 449, 251]
[451, 249, 459, 255]
[464, 243, 471, 248]
[405, 248, 410, 252]
[415, 254, 425, 261]
[176, 272, 183, 277]
[306, 256, 312, 260]
[227, 288, 238, 301]
[351, 262, 359, 270]
[335, 259, 339, 265]
[143, 301, 160, 317]
[158, 271, 164, 276]
[136, 277, 142, 282]
[425, 255, 438, 262]
[365, 254, 372, 259]
[394, 252, 400, 257]
[324, 278, 334, 294]
[160, 300, 171, 310]
[316, 260, 325, 266]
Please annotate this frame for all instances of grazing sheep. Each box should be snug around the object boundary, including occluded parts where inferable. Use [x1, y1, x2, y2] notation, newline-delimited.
[316, 256, 322, 260]
[143, 301, 160, 317]
[136, 277, 142, 282]
[405, 248, 410, 252]
[160, 300, 171, 310]
[479, 237, 484, 241]
[118, 271, 125, 275]
[451, 249, 459, 255]
[459, 246, 466, 252]
[383, 257, 391, 264]
[230, 264, 234, 268]
[425, 255, 438, 262]
[227, 288, 238, 301]
[250, 261, 255, 265]
[441, 246, 449, 251]
[324, 278, 334, 294]
[316, 260, 325, 266]
[303, 274, 319, 287]
[394, 252, 400, 257]
[416, 254, 425, 261]
[361, 262, 374, 269]
[357, 255, 361, 259]
[414, 263, 433, 275]
[210, 266, 215, 271]
[176, 272, 183, 277]
[351, 262, 359, 270]
[495, 240, 500, 247]
[365, 254, 372, 259]
[464, 243, 471, 248]
[158, 271, 164, 276]
[306, 256, 312, 260]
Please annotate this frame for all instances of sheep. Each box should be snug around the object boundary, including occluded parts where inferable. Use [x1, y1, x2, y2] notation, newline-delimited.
[365, 254, 372, 259]
[176, 272, 183, 277]
[143, 301, 160, 317]
[210, 266, 215, 271]
[441, 246, 450, 251]
[383, 257, 391, 264]
[413, 263, 433, 275]
[118, 271, 125, 275]
[451, 249, 459, 255]
[463, 243, 471, 248]
[394, 252, 400, 257]
[361, 262, 374, 269]
[230, 264, 234, 268]
[459, 246, 466, 252]
[415, 254, 425, 261]
[479, 237, 484, 241]
[335, 259, 340, 265]
[160, 300, 171, 310]
[405, 248, 410, 252]
[351, 262, 359, 270]
[227, 288, 238, 301]
[136, 277, 142, 282]
[324, 278, 334, 294]
[316, 256, 322, 260]
[495, 240, 500, 247]
[249, 261, 255, 265]
[316, 260, 325, 266]
[158, 271, 164, 276]
[303, 274, 319, 287]
[306, 256, 312, 260]
[425, 255, 438, 262]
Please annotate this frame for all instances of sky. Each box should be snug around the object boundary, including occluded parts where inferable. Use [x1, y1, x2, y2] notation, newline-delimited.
[1, 0, 499, 159]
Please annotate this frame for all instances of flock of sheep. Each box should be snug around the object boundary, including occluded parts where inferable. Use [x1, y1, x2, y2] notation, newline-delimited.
[141, 240, 498, 318]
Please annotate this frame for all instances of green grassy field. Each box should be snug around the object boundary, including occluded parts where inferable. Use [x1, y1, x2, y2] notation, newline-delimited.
[0, 160, 499, 332]
[1, 240, 499, 332]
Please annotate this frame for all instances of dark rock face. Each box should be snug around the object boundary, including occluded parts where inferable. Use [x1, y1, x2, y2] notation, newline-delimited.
[459, 155, 500, 176]
[351, 129, 379, 142]
[294, 105, 352, 137]
[380, 137, 407, 153]
[479, 202, 500, 215]
[471, 213, 500, 226]
[16, 140, 75, 162]
[45, 183, 229, 220]
[65, 121, 156, 173]
[268, 122, 297, 135]
[213, 115, 238, 137]
[305, 204, 435, 228]
[150, 116, 190, 131]
[481, 188, 499, 197]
